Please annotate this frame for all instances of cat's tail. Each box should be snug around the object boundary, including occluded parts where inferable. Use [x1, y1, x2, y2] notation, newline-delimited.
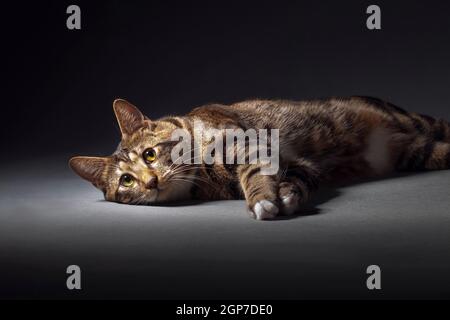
[395, 115, 450, 171]
[429, 118, 450, 142]
[355, 96, 450, 142]
[408, 112, 450, 143]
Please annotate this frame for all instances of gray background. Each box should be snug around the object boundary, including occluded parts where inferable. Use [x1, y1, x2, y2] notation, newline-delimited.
[1, 0, 450, 299]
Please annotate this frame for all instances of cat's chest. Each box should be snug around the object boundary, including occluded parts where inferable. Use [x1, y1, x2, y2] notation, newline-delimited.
[193, 164, 242, 200]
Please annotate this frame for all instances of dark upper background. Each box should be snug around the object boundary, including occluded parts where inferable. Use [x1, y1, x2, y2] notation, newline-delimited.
[2, 0, 450, 159]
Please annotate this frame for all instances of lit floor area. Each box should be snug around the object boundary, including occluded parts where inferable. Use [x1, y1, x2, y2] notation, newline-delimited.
[1, 157, 450, 299]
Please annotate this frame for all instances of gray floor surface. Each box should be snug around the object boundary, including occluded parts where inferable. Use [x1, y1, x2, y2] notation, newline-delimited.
[1, 157, 449, 299]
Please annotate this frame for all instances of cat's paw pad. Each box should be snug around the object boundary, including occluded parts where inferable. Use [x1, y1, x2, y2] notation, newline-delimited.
[281, 193, 300, 215]
[252, 200, 279, 220]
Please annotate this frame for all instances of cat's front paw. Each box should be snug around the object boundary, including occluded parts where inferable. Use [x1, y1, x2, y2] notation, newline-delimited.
[250, 200, 279, 220]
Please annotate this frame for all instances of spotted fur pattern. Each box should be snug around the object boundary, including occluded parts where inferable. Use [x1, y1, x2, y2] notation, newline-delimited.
[69, 97, 450, 220]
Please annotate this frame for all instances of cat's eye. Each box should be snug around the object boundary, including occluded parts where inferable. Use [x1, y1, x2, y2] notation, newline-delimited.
[120, 174, 135, 187]
[143, 148, 157, 163]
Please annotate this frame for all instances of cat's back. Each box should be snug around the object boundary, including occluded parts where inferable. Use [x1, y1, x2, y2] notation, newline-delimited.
[230, 96, 397, 117]
[228, 97, 391, 131]
[190, 96, 415, 134]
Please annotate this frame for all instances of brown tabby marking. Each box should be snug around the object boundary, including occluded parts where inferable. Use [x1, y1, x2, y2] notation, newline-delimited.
[69, 97, 450, 220]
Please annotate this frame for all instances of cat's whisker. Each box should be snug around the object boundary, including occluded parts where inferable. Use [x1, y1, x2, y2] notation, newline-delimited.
[170, 162, 217, 173]
[166, 169, 216, 187]
[165, 148, 225, 177]
[163, 164, 196, 179]
[164, 157, 202, 178]
[165, 161, 219, 179]
[169, 177, 209, 191]
[172, 174, 218, 190]
[167, 146, 204, 171]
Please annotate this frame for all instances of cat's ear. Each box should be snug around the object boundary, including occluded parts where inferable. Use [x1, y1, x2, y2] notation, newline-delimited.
[69, 156, 109, 187]
[113, 99, 147, 136]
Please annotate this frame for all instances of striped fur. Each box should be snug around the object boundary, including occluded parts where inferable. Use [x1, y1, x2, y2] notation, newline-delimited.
[69, 97, 450, 220]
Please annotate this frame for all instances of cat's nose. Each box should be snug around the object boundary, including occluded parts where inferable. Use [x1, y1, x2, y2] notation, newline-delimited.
[145, 176, 158, 189]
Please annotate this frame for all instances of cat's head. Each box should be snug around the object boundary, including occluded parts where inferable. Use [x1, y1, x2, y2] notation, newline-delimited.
[69, 99, 195, 205]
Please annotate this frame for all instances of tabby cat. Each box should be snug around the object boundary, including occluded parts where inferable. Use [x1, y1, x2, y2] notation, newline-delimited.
[69, 97, 450, 220]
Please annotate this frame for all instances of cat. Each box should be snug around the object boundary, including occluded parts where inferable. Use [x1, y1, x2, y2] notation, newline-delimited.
[69, 97, 450, 220]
